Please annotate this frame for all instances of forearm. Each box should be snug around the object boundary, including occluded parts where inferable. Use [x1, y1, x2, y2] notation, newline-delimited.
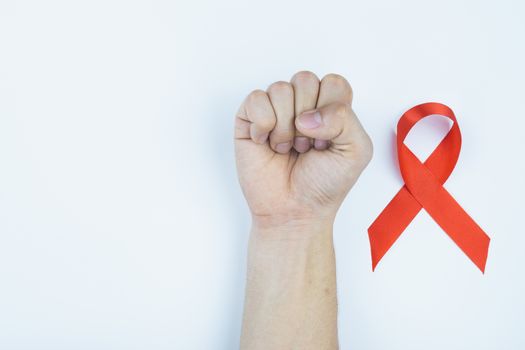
[240, 219, 339, 350]
[236, 71, 371, 349]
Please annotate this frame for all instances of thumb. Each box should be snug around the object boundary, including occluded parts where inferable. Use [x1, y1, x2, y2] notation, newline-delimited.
[295, 102, 372, 152]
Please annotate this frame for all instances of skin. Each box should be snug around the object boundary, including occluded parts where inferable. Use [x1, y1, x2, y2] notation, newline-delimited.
[235, 71, 373, 350]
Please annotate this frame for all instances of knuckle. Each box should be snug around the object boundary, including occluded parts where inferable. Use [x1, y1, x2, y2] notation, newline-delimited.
[291, 70, 319, 84]
[322, 73, 353, 96]
[323, 73, 348, 85]
[246, 89, 267, 104]
[267, 81, 292, 94]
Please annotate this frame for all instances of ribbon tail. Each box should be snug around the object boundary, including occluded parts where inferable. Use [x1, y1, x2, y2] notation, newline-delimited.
[423, 189, 491, 273]
[368, 185, 423, 270]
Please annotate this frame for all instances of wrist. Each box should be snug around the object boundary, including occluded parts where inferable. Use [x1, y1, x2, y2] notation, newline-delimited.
[246, 218, 336, 292]
[251, 210, 336, 234]
[251, 217, 334, 245]
[248, 217, 335, 270]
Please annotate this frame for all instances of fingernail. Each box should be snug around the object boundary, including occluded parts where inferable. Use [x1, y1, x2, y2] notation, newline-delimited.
[294, 136, 311, 153]
[314, 139, 329, 150]
[256, 132, 268, 144]
[298, 110, 322, 129]
[275, 141, 291, 154]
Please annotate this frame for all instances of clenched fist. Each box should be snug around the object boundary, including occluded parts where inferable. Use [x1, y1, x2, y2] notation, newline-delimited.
[234, 71, 373, 228]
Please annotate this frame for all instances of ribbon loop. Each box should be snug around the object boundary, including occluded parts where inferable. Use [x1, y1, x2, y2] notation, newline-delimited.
[368, 102, 490, 272]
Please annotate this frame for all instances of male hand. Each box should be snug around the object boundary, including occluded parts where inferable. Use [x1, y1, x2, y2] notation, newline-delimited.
[235, 71, 373, 227]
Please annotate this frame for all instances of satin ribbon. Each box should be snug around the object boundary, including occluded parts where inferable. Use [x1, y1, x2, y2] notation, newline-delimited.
[368, 102, 490, 272]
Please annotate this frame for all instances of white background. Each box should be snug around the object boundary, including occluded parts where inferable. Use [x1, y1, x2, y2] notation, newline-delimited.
[1, 1, 524, 349]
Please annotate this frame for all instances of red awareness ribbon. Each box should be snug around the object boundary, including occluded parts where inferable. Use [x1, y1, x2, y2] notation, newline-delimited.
[368, 102, 490, 272]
